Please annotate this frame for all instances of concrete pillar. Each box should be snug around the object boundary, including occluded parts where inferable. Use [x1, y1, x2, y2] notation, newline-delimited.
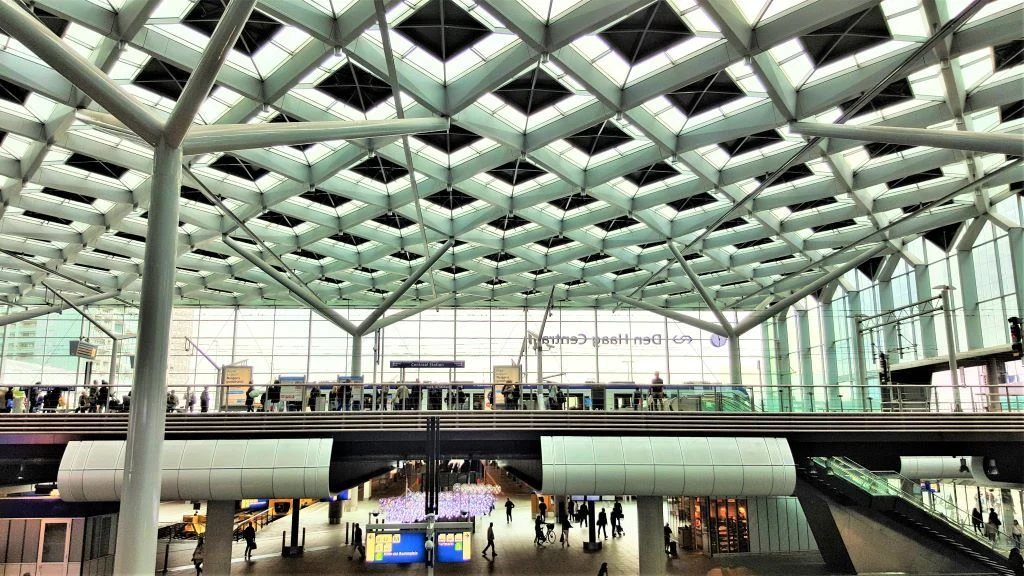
[956, 248, 984, 350]
[775, 310, 793, 411]
[289, 498, 301, 550]
[796, 309, 815, 411]
[636, 496, 665, 576]
[727, 335, 742, 386]
[820, 299, 841, 411]
[205, 500, 235, 575]
[986, 358, 1004, 412]
[914, 265, 939, 357]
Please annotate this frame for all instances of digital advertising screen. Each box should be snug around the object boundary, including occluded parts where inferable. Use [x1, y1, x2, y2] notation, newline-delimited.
[436, 531, 472, 563]
[365, 531, 426, 564]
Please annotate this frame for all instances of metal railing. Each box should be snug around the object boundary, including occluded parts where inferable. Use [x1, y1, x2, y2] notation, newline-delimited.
[808, 457, 1016, 552]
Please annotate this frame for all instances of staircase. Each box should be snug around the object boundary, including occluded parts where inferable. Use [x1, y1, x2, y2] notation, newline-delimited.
[799, 456, 1014, 576]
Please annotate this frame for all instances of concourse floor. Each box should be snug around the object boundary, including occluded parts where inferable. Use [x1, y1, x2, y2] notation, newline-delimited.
[162, 496, 833, 576]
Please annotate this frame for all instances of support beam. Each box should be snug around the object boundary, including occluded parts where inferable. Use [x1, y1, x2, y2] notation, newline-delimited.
[735, 245, 887, 335]
[366, 293, 457, 333]
[0, 0, 163, 145]
[181, 118, 448, 155]
[114, 140, 182, 576]
[0, 290, 120, 328]
[667, 241, 734, 334]
[356, 238, 454, 334]
[222, 235, 358, 335]
[350, 333, 362, 378]
[728, 335, 742, 386]
[610, 293, 730, 337]
[789, 122, 1024, 157]
[164, 0, 259, 147]
[41, 282, 118, 339]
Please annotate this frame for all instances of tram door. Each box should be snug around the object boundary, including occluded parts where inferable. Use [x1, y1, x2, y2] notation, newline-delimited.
[37, 519, 71, 576]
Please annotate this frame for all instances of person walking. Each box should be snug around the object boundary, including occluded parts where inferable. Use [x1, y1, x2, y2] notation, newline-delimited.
[597, 508, 609, 540]
[1013, 520, 1022, 548]
[972, 508, 984, 533]
[650, 371, 665, 411]
[349, 523, 365, 560]
[578, 501, 589, 527]
[664, 523, 673, 555]
[597, 562, 609, 576]
[242, 522, 257, 560]
[505, 498, 515, 524]
[534, 514, 546, 546]
[307, 386, 320, 411]
[988, 509, 1003, 543]
[481, 522, 496, 560]
[245, 383, 256, 412]
[191, 537, 204, 575]
[560, 512, 572, 548]
[200, 387, 210, 413]
[538, 498, 548, 520]
[568, 499, 577, 525]
[1008, 547, 1023, 576]
[612, 501, 624, 537]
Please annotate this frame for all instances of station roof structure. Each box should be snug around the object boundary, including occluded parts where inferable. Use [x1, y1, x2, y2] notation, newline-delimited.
[0, 0, 1020, 310]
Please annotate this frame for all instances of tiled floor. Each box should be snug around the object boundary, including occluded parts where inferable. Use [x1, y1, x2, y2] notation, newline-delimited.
[163, 496, 832, 575]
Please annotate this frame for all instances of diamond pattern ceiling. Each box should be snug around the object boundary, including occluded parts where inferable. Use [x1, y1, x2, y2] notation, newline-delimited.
[0, 0, 1020, 311]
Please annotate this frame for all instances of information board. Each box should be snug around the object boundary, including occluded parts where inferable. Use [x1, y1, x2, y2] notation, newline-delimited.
[436, 531, 472, 563]
[366, 531, 426, 564]
[69, 340, 98, 360]
[492, 365, 521, 384]
[221, 365, 253, 407]
[389, 360, 465, 369]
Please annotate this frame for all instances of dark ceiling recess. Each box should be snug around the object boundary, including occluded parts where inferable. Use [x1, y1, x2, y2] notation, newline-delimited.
[757, 164, 814, 185]
[270, 113, 315, 151]
[717, 217, 748, 230]
[41, 187, 91, 205]
[367, 287, 388, 295]
[886, 168, 943, 189]
[488, 214, 531, 230]
[720, 129, 783, 156]
[438, 265, 470, 276]
[857, 256, 884, 279]
[66, 153, 128, 179]
[599, 1, 693, 65]
[192, 248, 225, 260]
[114, 230, 146, 243]
[487, 161, 546, 186]
[180, 186, 214, 205]
[372, 212, 416, 230]
[394, 0, 489, 61]
[484, 278, 506, 286]
[20, 210, 72, 226]
[734, 237, 774, 249]
[520, 289, 540, 296]
[31, 7, 69, 37]
[182, 0, 281, 56]
[495, 69, 572, 116]
[526, 268, 552, 276]
[1000, 100, 1023, 123]
[566, 121, 632, 155]
[0, 78, 29, 105]
[537, 236, 573, 249]
[624, 162, 677, 187]
[318, 276, 344, 286]
[680, 252, 700, 261]
[594, 216, 641, 232]
[290, 249, 322, 261]
[133, 58, 191, 101]
[210, 154, 269, 180]
[790, 197, 838, 212]
[416, 124, 481, 154]
[612, 266, 643, 276]
[349, 156, 409, 184]
[301, 189, 350, 209]
[801, 6, 891, 67]
[667, 192, 717, 212]
[864, 141, 913, 158]
[353, 266, 377, 274]
[993, 39, 1023, 72]
[811, 218, 857, 233]
[260, 210, 297, 228]
[481, 251, 516, 263]
[562, 279, 587, 287]
[548, 192, 597, 211]
[636, 241, 662, 250]
[390, 250, 421, 261]
[923, 222, 961, 252]
[315, 62, 392, 113]
[579, 252, 614, 264]
[901, 199, 953, 214]
[839, 78, 913, 116]
[90, 248, 129, 260]
[425, 188, 476, 210]
[668, 71, 745, 117]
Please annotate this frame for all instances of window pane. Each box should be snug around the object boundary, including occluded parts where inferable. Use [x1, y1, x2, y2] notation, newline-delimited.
[41, 522, 67, 562]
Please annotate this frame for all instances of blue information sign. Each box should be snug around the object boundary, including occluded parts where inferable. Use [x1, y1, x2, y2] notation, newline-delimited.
[389, 360, 465, 369]
[436, 531, 472, 563]
[366, 531, 426, 564]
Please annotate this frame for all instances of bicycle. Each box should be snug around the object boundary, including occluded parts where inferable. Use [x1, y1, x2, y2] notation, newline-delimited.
[546, 523, 556, 543]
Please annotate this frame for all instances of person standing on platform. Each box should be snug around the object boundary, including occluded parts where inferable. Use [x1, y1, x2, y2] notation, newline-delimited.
[245, 382, 256, 412]
[191, 536, 204, 575]
[568, 499, 577, 525]
[97, 381, 109, 413]
[1007, 547, 1023, 576]
[308, 386, 320, 412]
[560, 512, 572, 548]
[664, 523, 673, 554]
[505, 498, 515, 524]
[482, 522, 497, 559]
[1012, 519, 1022, 547]
[200, 387, 210, 413]
[650, 371, 665, 411]
[268, 380, 282, 412]
[242, 522, 257, 560]
[597, 508, 609, 539]
[538, 498, 548, 520]
[612, 501, 624, 537]
[395, 384, 410, 411]
[578, 501, 589, 527]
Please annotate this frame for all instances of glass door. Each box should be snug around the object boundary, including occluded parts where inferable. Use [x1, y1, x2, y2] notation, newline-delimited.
[37, 519, 71, 576]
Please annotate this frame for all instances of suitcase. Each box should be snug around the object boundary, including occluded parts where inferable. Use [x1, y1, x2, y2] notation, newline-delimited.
[667, 541, 678, 558]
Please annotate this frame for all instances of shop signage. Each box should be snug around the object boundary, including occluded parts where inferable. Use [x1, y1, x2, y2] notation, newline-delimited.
[526, 333, 694, 348]
[389, 360, 465, 369]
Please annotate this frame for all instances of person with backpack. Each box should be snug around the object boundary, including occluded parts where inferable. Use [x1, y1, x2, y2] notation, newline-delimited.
[242, 522, 257, 560]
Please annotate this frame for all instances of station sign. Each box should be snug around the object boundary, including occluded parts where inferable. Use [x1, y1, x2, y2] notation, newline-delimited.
[436, 531, 472, 562]
[366, 531, 426, 564]
[69, 340, 98, 360]
[389, 360, 465, 369]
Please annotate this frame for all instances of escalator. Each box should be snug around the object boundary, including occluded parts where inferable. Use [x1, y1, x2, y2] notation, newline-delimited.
[797, 456, 1015, 576]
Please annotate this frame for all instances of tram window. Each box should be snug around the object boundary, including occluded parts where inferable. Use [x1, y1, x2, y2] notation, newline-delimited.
[40, 522, 67, 562]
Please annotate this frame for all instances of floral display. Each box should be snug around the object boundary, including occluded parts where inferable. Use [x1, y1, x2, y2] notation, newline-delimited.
[378, 489, 498, 523]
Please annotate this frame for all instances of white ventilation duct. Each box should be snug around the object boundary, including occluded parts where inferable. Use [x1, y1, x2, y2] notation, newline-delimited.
[541, 436, 795, 496]
[57, 439, 332, 502]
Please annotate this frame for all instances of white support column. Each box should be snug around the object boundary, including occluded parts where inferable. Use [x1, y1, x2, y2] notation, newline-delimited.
[1009, 228, 1024, 318]
[849, 292, 868, 410]
[775, 310, 793, 411]
[113, 140, 182, 576]
[938, 286, 963, 411]
[914, 265, 939, 357]
[956, 247, 984, 350]
[204, 500, 236, 575]
[820, 299, 841, 411]
[351, 334, 362, 379]
[796, 308, 815, 410]
[728, 334, 742, 386]
[636, 496, 666, 576]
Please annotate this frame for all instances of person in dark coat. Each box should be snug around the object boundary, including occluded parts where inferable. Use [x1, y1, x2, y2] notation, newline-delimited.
[244, 383, 256, 412]
[242, 522, 257, 560]
[200, 387, 210, 413]
[597, 562, 609, 576]
[597, 508, 609, 539]
[97, 381, 109, 412]
[307, 387, 320, 411]
[505, 497, 515, 524]
[972, 508, 984, 533]
[1007, 547, 1023, 576]
[560, 512, 572, 548]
